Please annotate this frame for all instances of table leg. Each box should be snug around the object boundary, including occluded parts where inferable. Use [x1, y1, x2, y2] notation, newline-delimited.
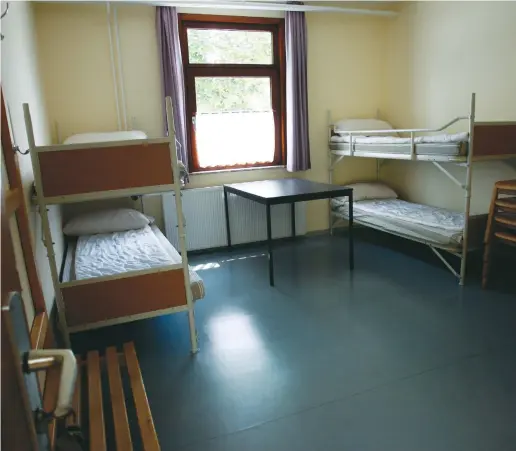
[329, 196, 333, 236]
[266, 203, 274, 286]
[223, 188, 232, 248]
[349, 192, 354, 270]
[291, 203, 296, 238]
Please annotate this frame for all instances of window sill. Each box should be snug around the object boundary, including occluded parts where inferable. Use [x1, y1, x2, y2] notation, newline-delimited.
[190, 165, 286, 176]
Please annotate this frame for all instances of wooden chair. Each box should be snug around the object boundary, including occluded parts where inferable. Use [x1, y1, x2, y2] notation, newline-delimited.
[48, 342, 160, 450]
[482, 179, 516, 289]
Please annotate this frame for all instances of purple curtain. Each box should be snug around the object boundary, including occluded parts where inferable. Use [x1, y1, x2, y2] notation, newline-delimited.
[285, 11, 311, 172]
[156, 7, 189, 179]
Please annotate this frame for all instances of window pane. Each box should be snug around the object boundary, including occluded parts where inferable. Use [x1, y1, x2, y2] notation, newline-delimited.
[195, 77, 275, 168]
[188, 29, 273, 64]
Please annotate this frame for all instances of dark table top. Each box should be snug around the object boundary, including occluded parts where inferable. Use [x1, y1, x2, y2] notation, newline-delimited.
[224, 178, 353, 205]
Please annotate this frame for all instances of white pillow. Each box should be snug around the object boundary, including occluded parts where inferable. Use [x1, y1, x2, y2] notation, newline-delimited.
[332, 183, 398, 206]
[63, 208, 152, 236]
[64, 131, 147, 145]
[334, 119, 395, 136]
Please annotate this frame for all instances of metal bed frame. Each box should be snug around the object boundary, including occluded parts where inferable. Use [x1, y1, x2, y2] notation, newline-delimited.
[328, 93, 516, 285]
[25, 98, 199, 353]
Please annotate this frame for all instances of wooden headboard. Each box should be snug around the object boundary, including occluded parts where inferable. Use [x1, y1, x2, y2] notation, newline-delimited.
[473, 122, 516, 158]
[37, 140, 174, 198]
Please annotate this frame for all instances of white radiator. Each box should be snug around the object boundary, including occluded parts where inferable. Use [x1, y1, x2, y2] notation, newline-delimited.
[162, 186, 306, 251]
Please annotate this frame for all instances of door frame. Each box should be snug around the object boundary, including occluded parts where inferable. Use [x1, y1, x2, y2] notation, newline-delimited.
[1, 145, 40, 451]
[1, 89, 46, 314]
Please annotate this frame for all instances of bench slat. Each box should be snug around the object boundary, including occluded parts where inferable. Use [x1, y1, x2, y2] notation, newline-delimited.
[87, 350, 106, 451]
[106, 347, 133, 451]
[123, 342, 160, 451]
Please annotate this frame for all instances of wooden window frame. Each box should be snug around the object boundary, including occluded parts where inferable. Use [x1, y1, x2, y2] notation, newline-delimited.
[179, 14, 286, 173]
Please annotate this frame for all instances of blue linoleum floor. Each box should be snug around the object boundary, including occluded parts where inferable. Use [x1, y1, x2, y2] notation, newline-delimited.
[73, 233, 516, 451]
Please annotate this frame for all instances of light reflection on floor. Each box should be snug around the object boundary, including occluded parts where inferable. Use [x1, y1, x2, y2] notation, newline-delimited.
[208, 311, 265, 352]
[191, 253, 266, 272]
[206, 310, 286, 398]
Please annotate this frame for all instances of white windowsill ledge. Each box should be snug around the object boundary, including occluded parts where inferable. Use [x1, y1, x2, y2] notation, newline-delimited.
[190, 165, 286, 176]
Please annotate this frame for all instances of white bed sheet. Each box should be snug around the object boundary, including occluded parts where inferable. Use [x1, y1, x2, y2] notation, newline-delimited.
[330, 132, 468, 144]
[328, 141, 465, 157]
[62, 225, 205, 300]
[331, 198, 464, 232]
[74, 225, 171, 280]
[332, 206, 463, 247]
[64, 130, 147, 145]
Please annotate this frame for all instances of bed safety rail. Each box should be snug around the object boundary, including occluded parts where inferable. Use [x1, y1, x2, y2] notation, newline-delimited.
[26, 137, 175, 203]
[332, 115, 470, 137]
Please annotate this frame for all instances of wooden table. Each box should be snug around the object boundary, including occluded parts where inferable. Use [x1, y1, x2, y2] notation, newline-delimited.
[223, 178, 354, 286]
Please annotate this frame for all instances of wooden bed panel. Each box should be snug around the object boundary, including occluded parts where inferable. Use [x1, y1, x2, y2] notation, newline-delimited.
[62, 270, 187, 327]
[38, 142, 173, 198]
[473, 122, 516, 157]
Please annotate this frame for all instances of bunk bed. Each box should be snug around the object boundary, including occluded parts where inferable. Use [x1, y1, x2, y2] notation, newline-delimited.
[25, 98, 201, 353]
[328, 93, 516, 285]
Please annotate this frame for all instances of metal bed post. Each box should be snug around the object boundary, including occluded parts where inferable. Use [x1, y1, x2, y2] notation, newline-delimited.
[329, 152, 334, 235]
[24, 103, 72, 348]
[459, 93, 476, 285]
[328, 111, 334, 235]
[410, 131, 415, 160]
[165, 97, 199, 353]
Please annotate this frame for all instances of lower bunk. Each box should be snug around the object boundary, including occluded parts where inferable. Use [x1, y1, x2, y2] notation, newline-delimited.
[330, 184, 486, 282]
[59, 217, 204, 333]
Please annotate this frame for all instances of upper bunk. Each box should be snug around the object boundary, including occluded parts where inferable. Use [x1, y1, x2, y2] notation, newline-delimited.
[24, 97, 180, 205]
[328, 94, 516, 163]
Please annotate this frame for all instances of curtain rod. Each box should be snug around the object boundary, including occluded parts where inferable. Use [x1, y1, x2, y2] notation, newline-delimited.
[33, 1, 398, 17]
[127, 1, 399, 16]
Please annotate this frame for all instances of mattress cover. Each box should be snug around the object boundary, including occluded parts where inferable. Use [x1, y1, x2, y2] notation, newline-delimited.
[329, 141, 466, 157]
[331, 199, 465, 231]
[330, 132, 469, 144]
[64, 130, 147, 145]
[332, 206, 463, 247]
[63, 225, 205, 300]
[74, 225, 171, 279]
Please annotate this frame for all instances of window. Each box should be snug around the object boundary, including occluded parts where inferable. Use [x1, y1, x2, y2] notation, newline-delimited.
[179, 15, 285, 172]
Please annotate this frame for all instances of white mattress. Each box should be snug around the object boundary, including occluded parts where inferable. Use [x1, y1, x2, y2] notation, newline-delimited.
[331, 199, 465, 247]
[330, 132, 468, 144]
[75, 225, 173, 279]
[333, 198, 464, 231]
[329, 132, 468, 157]
[63, 131, 147, 145]
[62, 225, 205, 300]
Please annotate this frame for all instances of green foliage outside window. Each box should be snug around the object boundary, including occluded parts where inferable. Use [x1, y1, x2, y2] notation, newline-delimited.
[187, 29, 274, 113]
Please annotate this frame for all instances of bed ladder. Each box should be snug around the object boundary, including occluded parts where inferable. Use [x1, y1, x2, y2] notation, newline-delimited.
[482, 179, 516, 289]
[48, 342, 160, 450]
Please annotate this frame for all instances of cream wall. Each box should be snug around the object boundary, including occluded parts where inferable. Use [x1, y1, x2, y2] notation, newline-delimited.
[1, 1, 64, 315]
[382, 1, 516, 214]
[34, 4, 389, 231]
[305, 12, 387, 230]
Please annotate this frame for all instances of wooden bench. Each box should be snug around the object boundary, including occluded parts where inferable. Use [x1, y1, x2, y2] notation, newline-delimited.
[46, 342, 160, 450]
